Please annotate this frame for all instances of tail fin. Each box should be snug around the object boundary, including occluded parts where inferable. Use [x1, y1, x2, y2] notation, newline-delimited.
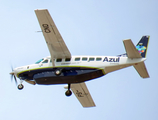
[118, 36, 150, 58]
[136, 36, 150, 58]
[134, 36, 150, 78]
[122, 36, 150, 78]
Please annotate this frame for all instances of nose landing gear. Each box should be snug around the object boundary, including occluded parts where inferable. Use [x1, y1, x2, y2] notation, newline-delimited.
[17, 84, 24, 90]
[17, 79, 24, 90]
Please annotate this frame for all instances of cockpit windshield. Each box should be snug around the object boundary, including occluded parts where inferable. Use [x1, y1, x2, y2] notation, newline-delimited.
[35, 58, 44, 64]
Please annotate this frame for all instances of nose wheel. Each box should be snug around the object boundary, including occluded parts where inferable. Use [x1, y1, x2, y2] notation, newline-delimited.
[17, 84, 24, 90]
[65, 83, 72, 97]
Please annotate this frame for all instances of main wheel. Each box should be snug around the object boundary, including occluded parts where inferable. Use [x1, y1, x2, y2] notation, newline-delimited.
[65, 90, 72, 97]
[17, 84, 24, 90]
[55, 69, 62, 76]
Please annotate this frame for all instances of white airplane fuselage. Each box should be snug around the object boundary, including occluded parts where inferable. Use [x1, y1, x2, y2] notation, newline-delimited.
[13, 55, 146, 85]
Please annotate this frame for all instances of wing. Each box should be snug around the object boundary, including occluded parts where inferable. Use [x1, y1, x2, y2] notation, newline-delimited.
[70, 82, 96, 107]
[35, 9, 71, 66]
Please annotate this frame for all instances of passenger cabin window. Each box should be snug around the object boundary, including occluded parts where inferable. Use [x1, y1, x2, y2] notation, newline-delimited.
[96, 57, 102, 61]
[56, 58, 62, 62]
[42, 59, 48, 63]
[75, 57, 80, 61]
[89, 58, 95, 61]
[65, 58, 71, 62]
[82, 57, 87, 61]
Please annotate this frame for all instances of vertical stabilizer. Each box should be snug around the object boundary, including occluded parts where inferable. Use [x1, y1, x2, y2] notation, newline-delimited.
[134, 36, 150, 78]
[136, 36, 150, 58]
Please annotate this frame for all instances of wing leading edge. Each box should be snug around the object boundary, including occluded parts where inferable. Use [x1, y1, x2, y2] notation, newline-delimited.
[35, 9, 71, 66]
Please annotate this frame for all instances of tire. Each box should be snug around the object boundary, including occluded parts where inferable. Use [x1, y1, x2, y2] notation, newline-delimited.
[17, 84, 24, 90]
[65, 90, 72, 97]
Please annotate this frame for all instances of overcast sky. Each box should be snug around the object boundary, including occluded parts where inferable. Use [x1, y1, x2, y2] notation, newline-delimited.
[0, 0, 158, 120]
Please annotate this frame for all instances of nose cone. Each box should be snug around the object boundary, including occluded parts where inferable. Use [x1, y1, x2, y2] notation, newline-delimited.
[10, 68, 15, 75]
[10, 66, 25, 76]
[10, 67, 17, 75]
[10, 71, 14, 75]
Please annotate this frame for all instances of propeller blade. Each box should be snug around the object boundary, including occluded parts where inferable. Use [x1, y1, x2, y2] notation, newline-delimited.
[11, 65, 13, 71]
[10, 65, 17, 85]
[11, 74, 13, 82]
[13, 75, 17, 85]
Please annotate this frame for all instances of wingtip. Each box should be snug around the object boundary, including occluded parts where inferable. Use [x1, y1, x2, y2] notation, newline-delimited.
[34, 9, 48, 11]
[123, 39, 131, 42]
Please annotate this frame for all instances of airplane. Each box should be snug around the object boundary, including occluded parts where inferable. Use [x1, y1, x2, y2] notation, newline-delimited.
[10, 9, 150, 108]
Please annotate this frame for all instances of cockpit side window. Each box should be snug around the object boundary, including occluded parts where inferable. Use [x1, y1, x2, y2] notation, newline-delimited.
[35, 58, 44, 64]
[50, 59, 55, 63]
[42, 59, 48, 63]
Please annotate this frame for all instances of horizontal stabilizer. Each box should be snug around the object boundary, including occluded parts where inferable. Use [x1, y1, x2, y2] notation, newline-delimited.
[123, 39, 142, 58]
[134, 62, 149, 78]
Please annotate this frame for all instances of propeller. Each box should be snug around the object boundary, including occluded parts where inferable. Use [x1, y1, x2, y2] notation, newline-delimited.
[10, 66, 17, 85]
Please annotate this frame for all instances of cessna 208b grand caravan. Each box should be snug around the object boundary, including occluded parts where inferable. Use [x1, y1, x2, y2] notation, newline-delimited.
[10, 9, 150, 107]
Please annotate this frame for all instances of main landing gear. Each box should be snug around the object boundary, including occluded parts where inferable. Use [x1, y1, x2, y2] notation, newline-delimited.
[65, 83, 72, 97]
[55, 69, 72, 97]
[54, 69, 72, 96]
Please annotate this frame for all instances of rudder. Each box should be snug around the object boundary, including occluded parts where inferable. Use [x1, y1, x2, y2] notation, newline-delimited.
[136, 36, 150, 58]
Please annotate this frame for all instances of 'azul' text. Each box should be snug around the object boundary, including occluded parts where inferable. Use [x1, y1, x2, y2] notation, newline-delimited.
[103, 57, 120, 62]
